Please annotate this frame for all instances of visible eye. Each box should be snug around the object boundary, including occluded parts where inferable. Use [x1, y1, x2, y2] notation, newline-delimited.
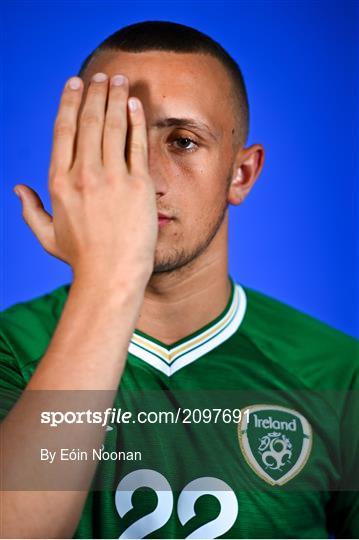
[172, 137, 198, 153]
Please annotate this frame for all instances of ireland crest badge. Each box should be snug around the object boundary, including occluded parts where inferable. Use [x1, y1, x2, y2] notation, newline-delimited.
[238, 404, 312, 485]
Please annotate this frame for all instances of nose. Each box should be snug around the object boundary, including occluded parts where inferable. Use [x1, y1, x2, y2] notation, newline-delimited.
[147, 141, 169, 198]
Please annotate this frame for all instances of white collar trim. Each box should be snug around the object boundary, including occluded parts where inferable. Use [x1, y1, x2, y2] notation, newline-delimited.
[128, 283, 247, 377]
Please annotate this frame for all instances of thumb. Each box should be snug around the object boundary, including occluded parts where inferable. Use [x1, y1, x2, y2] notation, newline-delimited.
[14, 184, 58, 257]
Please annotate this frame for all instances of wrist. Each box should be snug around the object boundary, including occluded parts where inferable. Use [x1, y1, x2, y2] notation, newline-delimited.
[71, 264, 151, 294]
[64, 275, 146, 334]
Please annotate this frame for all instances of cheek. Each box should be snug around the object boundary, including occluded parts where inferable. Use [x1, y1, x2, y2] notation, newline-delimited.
[181, 177, 226, 232]
[166, 154, 229, 223]
[195, 167, 229, 207]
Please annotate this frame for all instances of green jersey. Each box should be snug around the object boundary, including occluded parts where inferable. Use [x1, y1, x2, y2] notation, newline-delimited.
[1, 276, 358, 538]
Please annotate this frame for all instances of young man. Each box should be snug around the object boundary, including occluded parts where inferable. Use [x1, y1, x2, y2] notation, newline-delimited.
[1, 21, 358, 539]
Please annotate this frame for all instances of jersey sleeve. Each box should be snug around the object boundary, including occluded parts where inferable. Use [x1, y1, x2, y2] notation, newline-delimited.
[327, 372, 359, 538]
[0, 329, 25, 421]
[328, 492, 359, 539]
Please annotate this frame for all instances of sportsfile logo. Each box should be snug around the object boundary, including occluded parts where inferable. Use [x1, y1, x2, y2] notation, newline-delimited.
[238, 404, 312, 486]
[40, 408, 132, 428]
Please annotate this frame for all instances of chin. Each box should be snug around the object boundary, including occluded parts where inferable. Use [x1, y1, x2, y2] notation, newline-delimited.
[152, 244, 192, 274]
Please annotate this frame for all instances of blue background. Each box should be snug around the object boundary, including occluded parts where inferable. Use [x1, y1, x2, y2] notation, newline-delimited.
[1, 0, 358, 337]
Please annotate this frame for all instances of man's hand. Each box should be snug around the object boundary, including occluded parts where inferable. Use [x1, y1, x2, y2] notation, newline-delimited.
[14, 72, 158, 284]
[4, 74, 161, 540]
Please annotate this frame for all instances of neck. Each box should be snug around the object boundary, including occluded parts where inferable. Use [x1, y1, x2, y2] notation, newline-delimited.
[134, 219, 231, 346]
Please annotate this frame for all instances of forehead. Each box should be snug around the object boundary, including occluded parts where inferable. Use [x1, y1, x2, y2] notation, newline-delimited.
[83, 50, 235, 137]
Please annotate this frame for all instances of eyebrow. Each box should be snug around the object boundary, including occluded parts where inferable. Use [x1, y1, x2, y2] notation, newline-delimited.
[150, 117, 219, 141]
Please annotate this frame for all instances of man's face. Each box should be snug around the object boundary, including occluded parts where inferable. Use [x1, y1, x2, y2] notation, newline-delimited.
[82, 50, 239, 274]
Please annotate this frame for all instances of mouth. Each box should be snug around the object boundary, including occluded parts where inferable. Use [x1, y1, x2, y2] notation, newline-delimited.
[157, 213, 173, 228]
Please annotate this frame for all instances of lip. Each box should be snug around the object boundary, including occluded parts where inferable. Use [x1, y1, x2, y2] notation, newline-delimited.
[157, 214, 172, 228]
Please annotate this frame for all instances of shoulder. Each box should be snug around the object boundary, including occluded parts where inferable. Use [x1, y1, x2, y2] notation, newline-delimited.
[237, 283, 358, 389]
[0, 284, 70, 360]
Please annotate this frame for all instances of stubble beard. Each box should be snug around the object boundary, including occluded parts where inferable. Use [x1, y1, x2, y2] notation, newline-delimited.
[153, 175, 231, 275]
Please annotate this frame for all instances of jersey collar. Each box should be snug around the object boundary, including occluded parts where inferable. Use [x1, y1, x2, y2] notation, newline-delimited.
[128, 276, 247, 377]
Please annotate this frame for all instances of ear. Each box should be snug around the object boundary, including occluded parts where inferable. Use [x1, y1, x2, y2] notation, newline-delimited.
[227, 143, 265, 206]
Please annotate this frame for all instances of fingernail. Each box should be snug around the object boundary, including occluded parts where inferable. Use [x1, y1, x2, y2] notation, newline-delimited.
[68, 77, 82, 90]
[13, 188, 21, 198]
[111, 74, 126, 86]
[92, 72, 108, 83]
[128, 97, 138, 111]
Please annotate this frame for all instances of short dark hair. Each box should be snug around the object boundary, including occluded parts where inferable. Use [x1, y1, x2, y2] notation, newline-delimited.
[77, 20, 249, 146]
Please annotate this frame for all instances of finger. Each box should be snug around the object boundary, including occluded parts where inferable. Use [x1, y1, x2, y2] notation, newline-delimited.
[103, 74, 129, 173]
[127, 97, 149, 176]
[49, 77, 84, 177]
[75, 72, 109, 168]
[14, 184, 57, 255]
